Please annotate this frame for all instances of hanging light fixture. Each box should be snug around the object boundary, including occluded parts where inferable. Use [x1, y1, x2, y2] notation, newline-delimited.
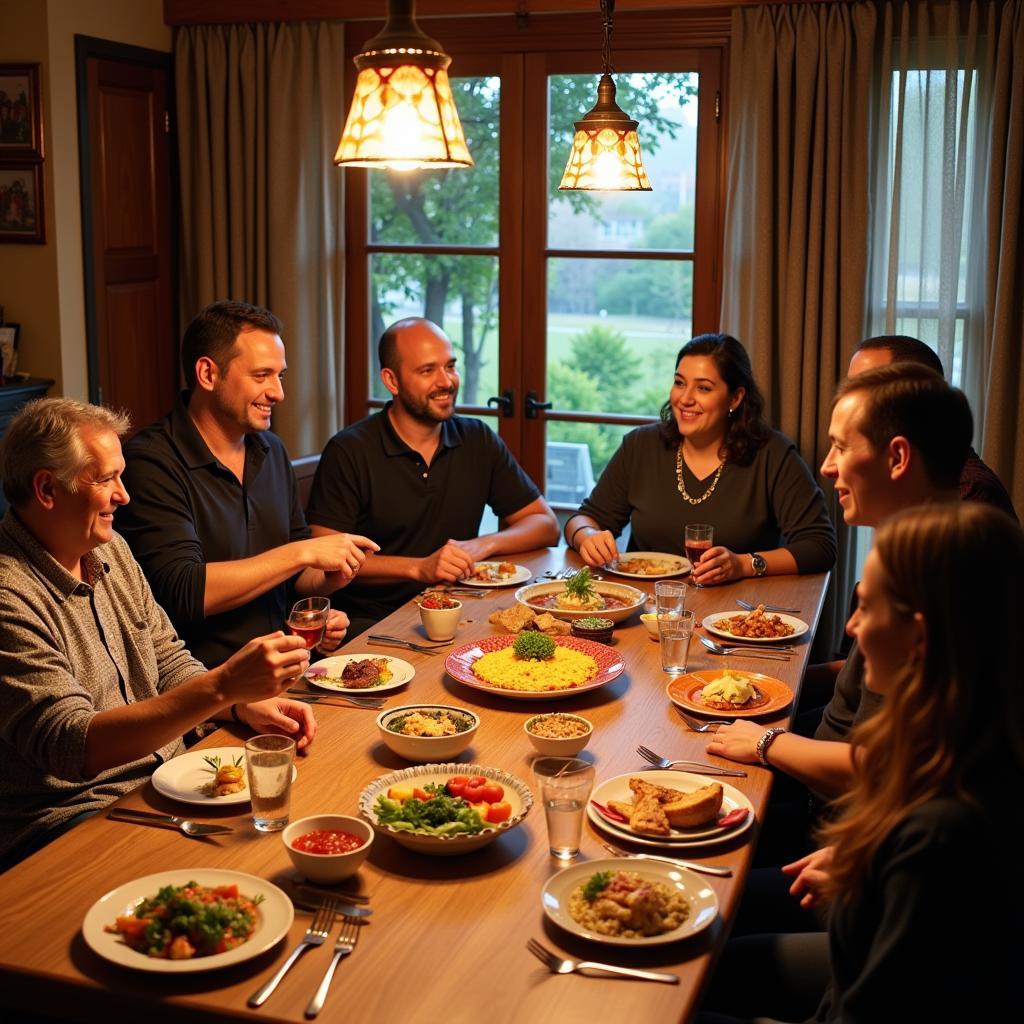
[334, 0, 473, 171]
[559, 0, 651, 191]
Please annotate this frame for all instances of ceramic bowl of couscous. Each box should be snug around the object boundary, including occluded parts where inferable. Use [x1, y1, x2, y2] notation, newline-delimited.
[524, 713, 593, 757]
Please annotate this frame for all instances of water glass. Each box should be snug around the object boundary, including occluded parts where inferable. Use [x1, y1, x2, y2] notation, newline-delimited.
[532, 757, 595, 861]
[245, 734, 296, 833]
[655, 580, 687, 619]
[659, 609, 695, 674]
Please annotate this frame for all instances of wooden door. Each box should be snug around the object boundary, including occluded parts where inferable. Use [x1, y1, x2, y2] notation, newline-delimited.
[77, 38, 177, 433]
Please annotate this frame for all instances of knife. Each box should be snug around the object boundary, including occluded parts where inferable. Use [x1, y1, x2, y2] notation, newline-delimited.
[599, 843, 732, 877]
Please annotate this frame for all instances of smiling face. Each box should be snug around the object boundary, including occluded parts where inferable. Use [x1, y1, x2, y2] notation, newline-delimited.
[669, 355, 743, 448]
[821, 394, 897, 527]
[210, 329, 287, 433]
[57, 428, 130, 553]
[384, 323, 460, 424]
[847, 548, 918, 693]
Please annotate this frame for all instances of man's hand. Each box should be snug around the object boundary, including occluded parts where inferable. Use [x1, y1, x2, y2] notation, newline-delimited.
[705, 719, 763, 764]
[236, 697, 317, 754]
[218, 632, 310, 704]
[301, 533, 379, 579]
[577, 529, 619, 567]
[782, 846, 834, 909]
[316, 609, 349, 654]
[418, 541, 477, 583]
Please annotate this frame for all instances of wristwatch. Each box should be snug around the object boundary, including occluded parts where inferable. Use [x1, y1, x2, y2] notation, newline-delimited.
[750, 552, 767, 577]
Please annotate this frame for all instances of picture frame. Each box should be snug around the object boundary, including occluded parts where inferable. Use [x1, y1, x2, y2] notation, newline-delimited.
[0, 64, 44, 159]
[0, 322, 19, 379]
[0, 162, 45, 244]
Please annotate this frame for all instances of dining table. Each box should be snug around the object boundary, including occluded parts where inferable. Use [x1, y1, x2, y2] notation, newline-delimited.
[0, 548, 830, 1024]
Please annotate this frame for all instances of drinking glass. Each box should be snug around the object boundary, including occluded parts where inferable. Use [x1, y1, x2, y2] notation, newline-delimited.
[245, 734, 296, 833]
[532, 757, 595, 861]
[659, 609, 695, 674]
[684, 524, 714, 587]
[655, 580, 687, 619]
[287, 596, 330, 649]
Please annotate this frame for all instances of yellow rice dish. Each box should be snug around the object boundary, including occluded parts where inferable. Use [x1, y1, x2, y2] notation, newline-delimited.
[472, 646, 599, 691]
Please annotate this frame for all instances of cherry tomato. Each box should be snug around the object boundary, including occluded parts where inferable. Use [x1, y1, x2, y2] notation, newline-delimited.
[481, 781, 504, 803]
[463, 777, 489, 803]
[413, 787, 433, 802]
[485, 801, 512, 824]
[445, 776, 469, 798]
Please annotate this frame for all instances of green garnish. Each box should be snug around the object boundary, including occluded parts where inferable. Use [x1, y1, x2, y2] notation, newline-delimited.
[582, 870, 614, 902]
[575, 616, 613, 629]
[201, 753, 244, 774]
[513, 631, 557, 660]
[565, 567, 597, 602]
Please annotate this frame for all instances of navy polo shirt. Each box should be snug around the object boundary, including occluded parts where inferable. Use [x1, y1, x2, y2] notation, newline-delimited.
[118, 394, 309, 668]
[307, 405, 541, 627]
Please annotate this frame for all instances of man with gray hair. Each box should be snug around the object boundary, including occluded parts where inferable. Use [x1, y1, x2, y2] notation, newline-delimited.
[0, 398, 315, 870]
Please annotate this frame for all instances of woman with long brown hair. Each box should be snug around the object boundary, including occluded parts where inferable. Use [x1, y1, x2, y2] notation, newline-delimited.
[701, 501, 1022, 1022]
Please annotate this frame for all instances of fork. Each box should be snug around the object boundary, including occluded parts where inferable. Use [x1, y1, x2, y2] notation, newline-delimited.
[305, 915, 362, 1018]
[636, 745, 747, 777]
[106, 809, 234, 837]
[674, 707, 732, 732]
[599, 841, 733, 877]
[292, 694, 387, 709]
[247, 898, 338, 1008]
[526, 938, 678, 984]
[737, 598, 801, 614]
[699, 635, 792, 661]
[367, 635, 452, 654]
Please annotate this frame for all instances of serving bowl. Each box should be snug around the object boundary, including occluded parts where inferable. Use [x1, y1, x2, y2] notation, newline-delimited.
[282, 814, 374, 884]
[514, 580, 645, 624]
[358, 762, 533, 855]
[376, 704, 480, 762]
[524, 713, 593, 757]
[640, 612, 660, 641]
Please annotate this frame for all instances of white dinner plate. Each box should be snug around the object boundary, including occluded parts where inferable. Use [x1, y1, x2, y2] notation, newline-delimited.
[462, 562, 532, 587]
[306, 654, 415, 693]
[702, 611, 809, 644]
[587, 770, 754, 849]
[541, 857, 718, 947]
[604, 552, 692, 579]
[82, 869, 293, 972]
[151, 746, 297, 807]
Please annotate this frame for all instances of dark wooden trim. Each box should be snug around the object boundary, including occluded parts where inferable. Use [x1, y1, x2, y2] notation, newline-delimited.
[546, 248, 696, 261]
[74, 36, 178, 407]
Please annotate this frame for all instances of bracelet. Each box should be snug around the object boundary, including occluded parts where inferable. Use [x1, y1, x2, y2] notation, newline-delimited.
[229, 703, 243, 724]
[756, 727, 786, 766]
[568, 523, 595, 550]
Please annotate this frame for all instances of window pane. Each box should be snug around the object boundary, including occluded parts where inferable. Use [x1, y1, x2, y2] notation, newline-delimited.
[547, 73, 698, 251]
[369, 77, 500, 247]
[546, 257, 691, 418]
[546, 423, 636, 503]
[369, 253, 499, 405]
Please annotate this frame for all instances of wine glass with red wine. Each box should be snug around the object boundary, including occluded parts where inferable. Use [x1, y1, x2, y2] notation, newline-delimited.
[287, 597, 330, 649]
[684, 524, 713, 588]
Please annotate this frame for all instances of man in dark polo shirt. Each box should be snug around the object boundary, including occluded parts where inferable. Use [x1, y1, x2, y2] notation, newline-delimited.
[118, 301, 378, 668]
[307, 317, 560, 637]
[849, 334, 1017, 521]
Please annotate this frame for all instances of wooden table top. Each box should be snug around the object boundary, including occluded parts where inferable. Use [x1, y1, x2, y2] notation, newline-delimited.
[0, 550, 829, 1024]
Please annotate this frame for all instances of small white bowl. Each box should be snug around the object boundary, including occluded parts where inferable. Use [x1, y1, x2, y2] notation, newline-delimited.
[524, 713, 593, 757]
[418, 598, 463, 641]
[640, 612, 660, 641]
[376, 704, 480, 762]
[282, 815, 373, 884]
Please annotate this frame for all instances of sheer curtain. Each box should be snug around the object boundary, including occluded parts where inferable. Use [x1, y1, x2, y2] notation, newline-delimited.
[175, 21, 346, 457]
[866, 0, 1023, 515]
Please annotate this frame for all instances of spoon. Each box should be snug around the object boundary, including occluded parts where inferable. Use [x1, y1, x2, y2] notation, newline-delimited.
[107, 809, 234, 837]
[699, 635, 792, 661]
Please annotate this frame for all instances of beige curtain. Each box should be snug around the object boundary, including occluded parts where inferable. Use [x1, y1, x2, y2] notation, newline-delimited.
[175, 21, 346, 457]
[867, 0, 1023, 517]
[720, 2, 879, 653]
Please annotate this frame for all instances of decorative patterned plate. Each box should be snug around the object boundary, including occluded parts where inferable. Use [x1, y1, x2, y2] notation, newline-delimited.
[666, 670, 793, 718]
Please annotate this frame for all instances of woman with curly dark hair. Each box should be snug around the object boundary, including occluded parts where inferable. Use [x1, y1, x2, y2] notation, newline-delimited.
[565, 334, 835, 583]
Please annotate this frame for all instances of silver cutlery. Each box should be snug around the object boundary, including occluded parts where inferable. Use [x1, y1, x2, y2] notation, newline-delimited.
[294, 884, 372, 917]
[737, 598, 801, 614]
[296, 883, 371, 906]
[367, 634, 452, 654]
[674, 707, 732, 732]
[636, 745, 747, 778]
[598, 842, 733, 878]
[107, 809, 233, 837]
[293, 694, 386, 710]
[248, 898, 338, 1008]
[305, 915, 362, 1018]
[526, 937, 678, 984]
[699, 635, 792, 661]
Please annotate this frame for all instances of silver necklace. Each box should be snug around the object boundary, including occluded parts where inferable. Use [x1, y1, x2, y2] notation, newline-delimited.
[675, 445, 725, 505]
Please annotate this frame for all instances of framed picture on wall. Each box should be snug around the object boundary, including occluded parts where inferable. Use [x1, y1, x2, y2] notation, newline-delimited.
[0, 162, 45, 244]
[0, 64, 44, 159]
[0, 322, 18, 379]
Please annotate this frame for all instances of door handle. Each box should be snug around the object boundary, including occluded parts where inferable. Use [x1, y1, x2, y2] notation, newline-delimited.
[525, 391, 553, 420]
[487, 390, 514, 417]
